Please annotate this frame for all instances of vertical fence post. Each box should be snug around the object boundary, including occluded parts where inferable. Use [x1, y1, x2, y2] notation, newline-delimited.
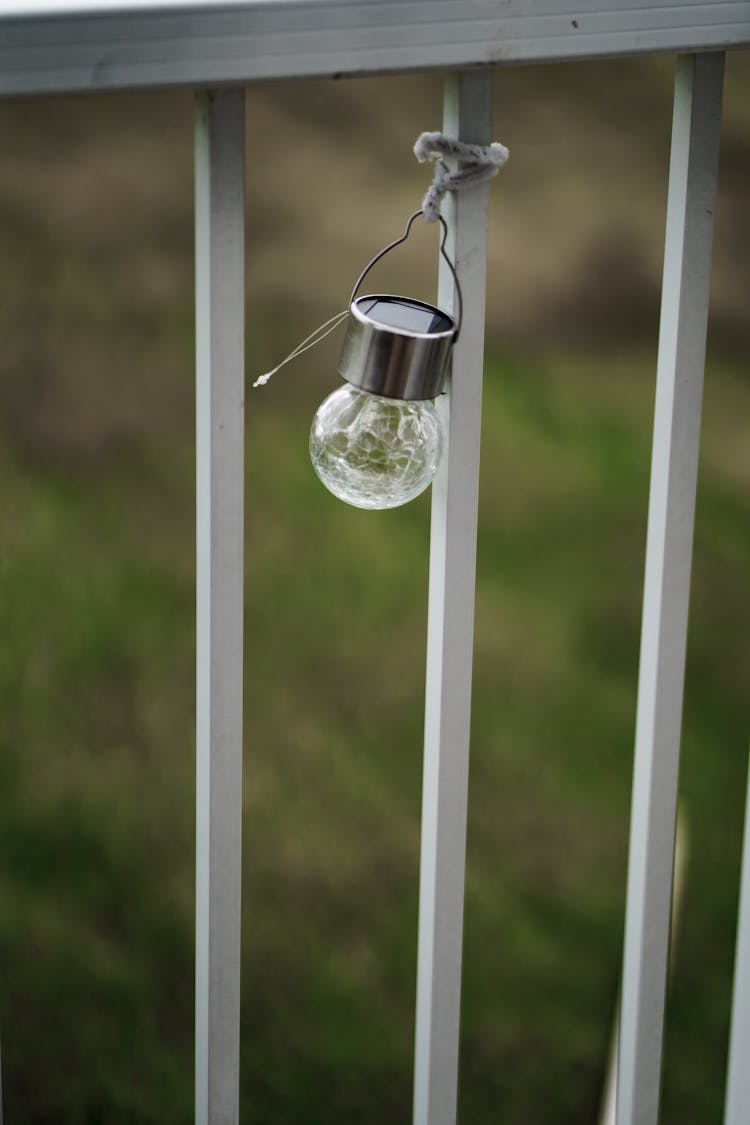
[724, 751, 750, 1125]
[617, 52, 724, 1125]
[413, 69, 492, 1125]
[194, 88, 246, 1125]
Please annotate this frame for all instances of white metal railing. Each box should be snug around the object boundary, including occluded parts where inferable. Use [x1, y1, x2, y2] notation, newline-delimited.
[1, 5, 749, 1125]
[195, 88, 246, 1125]
[414, 70, 491, 1125]
[617, 52, 724, 1124]
[726, 755, 750, 1125]
[0, 1, 748, 95]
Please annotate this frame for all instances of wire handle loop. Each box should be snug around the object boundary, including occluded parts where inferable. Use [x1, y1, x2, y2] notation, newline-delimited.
[349, 209, 463, 342]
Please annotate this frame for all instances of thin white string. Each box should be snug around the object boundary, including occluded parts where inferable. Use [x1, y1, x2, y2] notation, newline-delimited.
[252, 309, 349, 388]
[413, 131, 509, 222]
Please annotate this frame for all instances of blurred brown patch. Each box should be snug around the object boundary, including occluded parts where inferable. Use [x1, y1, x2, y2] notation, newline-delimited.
[542, 230, 661, 347]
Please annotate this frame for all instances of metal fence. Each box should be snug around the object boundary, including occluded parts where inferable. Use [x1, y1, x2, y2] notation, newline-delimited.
[2, 4, 749, 1123]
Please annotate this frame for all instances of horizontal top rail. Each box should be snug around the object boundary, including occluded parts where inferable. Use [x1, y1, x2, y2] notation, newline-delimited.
[0, 0, 748, 98]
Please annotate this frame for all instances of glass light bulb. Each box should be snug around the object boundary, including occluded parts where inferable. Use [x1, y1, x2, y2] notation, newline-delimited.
[310, 383, 444, 510]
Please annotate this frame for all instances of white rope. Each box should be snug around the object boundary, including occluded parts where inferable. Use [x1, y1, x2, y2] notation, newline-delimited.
[414, 131, 509, 222]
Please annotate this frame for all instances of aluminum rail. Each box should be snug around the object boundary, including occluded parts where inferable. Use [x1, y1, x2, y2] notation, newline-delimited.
[414, 68, 492, 1125]
[194, 88, 246, 1125]
[724, 751, 750, 1125]
[0, 1, 749, 98]
[616, 51, 724, 1125]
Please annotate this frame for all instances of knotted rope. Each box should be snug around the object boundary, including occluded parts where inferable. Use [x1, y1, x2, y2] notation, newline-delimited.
[414, 131, 509, 223]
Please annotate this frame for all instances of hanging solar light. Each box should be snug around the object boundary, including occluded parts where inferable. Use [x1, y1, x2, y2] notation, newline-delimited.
[254, 131, 508, 510]
[309, 210, 460, 509]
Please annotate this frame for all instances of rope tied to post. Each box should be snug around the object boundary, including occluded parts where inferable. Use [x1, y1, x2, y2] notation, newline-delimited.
[414, 131, 509, 223]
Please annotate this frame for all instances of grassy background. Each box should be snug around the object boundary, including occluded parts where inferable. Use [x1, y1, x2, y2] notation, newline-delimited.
[0, 54, 748, 1124]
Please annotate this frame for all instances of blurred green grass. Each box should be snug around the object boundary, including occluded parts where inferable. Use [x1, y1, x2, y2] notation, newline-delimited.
[0, 55, 748, 1125]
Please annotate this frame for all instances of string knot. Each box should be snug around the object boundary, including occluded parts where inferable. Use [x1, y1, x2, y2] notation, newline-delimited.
[413, 131, 509, 222]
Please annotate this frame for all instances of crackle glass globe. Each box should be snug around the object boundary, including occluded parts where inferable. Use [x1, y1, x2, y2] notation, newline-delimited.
[310, 383, 444, 510]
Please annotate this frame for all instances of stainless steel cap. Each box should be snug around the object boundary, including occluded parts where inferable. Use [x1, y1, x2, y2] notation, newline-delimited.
[339, 294, 456, 402]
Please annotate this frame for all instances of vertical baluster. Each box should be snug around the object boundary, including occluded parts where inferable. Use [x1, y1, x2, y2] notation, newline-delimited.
[194, 88, 246, 1125]
[617, 52, 724, 1125]
[413, 68, 493, 1125]
[724, 752, 750, 1125]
